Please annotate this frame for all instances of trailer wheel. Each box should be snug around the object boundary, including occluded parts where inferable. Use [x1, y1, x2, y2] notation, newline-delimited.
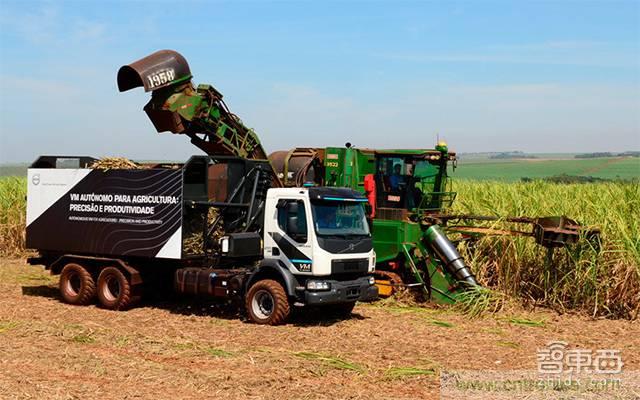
[97, 267, 133, 310]
[245, 279, 290, 325]
[59, 263, 96, 305]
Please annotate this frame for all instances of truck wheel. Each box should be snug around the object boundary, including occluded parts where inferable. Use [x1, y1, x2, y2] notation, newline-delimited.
[97, 267, 132, 310]
[59, 263, 96, 305]
[245, 279, 290, 325]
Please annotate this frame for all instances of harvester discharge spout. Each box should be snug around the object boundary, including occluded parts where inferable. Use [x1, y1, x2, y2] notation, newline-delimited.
[424, 225, 478, 287]
[117, 49, 192, 94]
[117, 49, 276, 173]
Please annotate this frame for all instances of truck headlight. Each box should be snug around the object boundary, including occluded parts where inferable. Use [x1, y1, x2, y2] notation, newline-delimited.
[368, 276, 375, 285]
[306, 280, 330, 291]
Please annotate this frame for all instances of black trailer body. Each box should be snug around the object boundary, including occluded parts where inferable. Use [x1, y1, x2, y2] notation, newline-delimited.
[27, 166, 184, 259]
[26, 155, 271, 262]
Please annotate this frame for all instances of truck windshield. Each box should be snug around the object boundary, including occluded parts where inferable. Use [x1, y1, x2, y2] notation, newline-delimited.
[311, 201, 370, 237]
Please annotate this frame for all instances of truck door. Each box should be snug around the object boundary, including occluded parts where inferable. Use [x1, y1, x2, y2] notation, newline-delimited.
[270, 199, 313, 273]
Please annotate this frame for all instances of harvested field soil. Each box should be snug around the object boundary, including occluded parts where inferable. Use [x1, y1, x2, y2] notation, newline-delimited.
[0, 258, 638, 399]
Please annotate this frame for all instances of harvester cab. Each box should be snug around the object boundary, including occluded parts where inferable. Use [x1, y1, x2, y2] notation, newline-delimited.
[371, 150, 456, 214]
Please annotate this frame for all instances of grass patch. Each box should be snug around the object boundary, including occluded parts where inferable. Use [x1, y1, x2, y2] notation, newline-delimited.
[0, 320, 18, 333]
[454, 286, 509, 318]
[496, 341, 520, 348]
[115, 336, 131, 347]
[173, 342, 197, 351]
[174, 342, 235, 358]
[205, 347, 235, 358]
[294, 352, 364, 373]
[16, 272, 55, 284]
[384, 366, 436, 380]
[504, 317, 546, 328]
[71, 333, 95, 344]
[424, 318, 454, 328]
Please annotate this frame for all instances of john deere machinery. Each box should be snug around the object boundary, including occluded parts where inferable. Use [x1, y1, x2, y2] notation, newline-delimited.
[269, 144, 600, 302]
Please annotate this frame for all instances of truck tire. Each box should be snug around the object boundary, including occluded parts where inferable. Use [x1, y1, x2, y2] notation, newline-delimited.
[97, 267, 133, 310]
[59, 263, 96, 305]
[245, 279, 290, 325]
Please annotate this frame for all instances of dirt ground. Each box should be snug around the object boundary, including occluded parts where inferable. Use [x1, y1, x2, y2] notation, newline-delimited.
[0, 258, 638, 400]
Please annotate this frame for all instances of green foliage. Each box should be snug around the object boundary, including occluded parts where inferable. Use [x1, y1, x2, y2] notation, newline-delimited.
[0, 177, 27, 256]
[0, 320, 19, 333]
[505, 317, 546, 327]
[454, 286, 509, 318]
[384, 366, 436, 379]
[204, 348, 235, 358]
[451, 180, 640, 319]
[70, 333, 96, 344]
[424, 319, 455, 328]
[294, 352, 365, 372]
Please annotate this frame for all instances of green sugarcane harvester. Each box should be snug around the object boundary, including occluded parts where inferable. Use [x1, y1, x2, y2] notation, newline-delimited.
[269, 146, 600, 302]
[119, 50, 599, 303]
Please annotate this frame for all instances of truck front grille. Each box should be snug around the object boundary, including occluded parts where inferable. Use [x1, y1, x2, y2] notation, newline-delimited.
[331, 258, 368, 275]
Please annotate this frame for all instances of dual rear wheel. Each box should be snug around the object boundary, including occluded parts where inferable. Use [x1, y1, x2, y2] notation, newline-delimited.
[59, 263, 134, 310]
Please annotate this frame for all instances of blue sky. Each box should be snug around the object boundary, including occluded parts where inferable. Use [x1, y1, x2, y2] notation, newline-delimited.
[1, 0, 639, 163]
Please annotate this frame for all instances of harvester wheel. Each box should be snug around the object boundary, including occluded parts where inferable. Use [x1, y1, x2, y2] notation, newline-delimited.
[97, 267, 133, 310]
[59, 263, 96, 305]
[245, 279, 290, 325]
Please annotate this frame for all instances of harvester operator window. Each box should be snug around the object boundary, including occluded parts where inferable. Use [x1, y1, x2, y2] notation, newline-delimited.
[277, 200, 308, 243]
[376, 157, 412, 208]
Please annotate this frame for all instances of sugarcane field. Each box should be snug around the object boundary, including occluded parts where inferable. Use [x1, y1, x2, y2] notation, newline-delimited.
[0, 2, 639, 399]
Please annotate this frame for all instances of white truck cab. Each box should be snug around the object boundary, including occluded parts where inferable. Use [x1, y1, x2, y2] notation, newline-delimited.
[226, 186, 378, 317]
